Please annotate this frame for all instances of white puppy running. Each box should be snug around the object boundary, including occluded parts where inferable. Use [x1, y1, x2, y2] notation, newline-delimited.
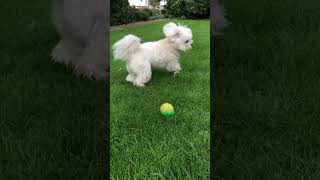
[112, 22, 193, 87]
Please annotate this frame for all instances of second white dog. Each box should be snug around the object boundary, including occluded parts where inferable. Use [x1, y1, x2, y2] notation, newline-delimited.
[112, 22, 193, 87]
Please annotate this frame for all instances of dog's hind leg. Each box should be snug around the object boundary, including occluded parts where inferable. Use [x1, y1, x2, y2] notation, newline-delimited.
[133, 75, 151, 87]
[73, 20, 108, 80]
[132, 65, 152, 87]
[52, 39, 82, 66]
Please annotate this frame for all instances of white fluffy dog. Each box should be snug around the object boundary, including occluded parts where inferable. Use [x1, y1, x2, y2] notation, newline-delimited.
[112, 22, 193, 87]
[51, 0, 108, 80]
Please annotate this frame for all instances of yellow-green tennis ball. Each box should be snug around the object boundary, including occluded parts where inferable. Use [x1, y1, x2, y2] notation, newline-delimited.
[160, 103, 174, 117]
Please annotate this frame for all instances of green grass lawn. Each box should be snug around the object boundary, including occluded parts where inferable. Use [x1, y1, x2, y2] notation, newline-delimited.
[110, 19, 210, 179]
[215, 0, 320, 179]
[0, 1, 106, 179]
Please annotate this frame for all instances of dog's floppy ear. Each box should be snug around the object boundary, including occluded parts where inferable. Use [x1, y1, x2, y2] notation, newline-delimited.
[163, 22, 179, 38]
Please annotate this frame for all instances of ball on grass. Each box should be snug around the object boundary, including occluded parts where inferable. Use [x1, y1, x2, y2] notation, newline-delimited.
[160, 103, 174, 117]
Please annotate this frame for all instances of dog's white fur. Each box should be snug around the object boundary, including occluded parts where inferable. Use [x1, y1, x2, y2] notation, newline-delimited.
[51, 0, 108, 80]
[112, 22, 193, 87]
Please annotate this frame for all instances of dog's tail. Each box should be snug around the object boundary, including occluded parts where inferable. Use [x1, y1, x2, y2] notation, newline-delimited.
[112, 34, 141, 61]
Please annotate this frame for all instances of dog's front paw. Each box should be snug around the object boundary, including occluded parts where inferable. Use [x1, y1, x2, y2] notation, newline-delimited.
[173, 71, 180, 77]
[52, 39, 81, 66]
[126, 74, 136, 82]
[133, 81, 145, 87]
[74, 63, 108, 80]
[167, 63, 181, 76]
[173, 66, 181, 76]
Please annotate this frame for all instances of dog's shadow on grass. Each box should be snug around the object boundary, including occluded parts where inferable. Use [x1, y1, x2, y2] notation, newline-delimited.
[151, 69, 173, 78]
[114, 69, 175, 87]
[147, 70, 179, 86]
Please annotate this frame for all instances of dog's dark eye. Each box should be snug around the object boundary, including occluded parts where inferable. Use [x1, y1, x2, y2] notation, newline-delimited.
[185, 40, 189, 43]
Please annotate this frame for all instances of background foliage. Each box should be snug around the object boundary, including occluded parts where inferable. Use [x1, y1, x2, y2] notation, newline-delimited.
[111, 0, 209, 26]
[164, 0, 210, 19]
[111, 0, 163, 25]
